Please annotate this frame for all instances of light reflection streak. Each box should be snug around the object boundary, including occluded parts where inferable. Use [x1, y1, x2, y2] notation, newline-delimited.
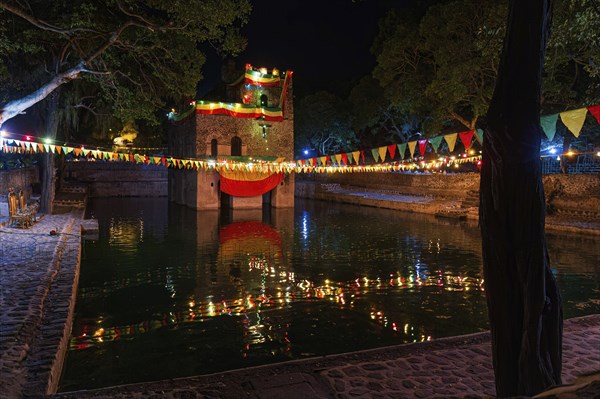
[70, 270, 484, 350]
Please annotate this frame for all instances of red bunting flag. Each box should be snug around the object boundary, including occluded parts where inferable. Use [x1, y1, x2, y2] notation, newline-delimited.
[360, 150, 365, 163]
[459, 130, 475, 151]
[588, 105, 600, 124]
[387, 144, 396, 160]
[326, 155, 331, 164]
[341, 153, 348, 165]
[418, 139, 428, 157]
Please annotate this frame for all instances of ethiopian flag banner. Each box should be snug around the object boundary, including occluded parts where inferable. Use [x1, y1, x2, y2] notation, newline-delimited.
[219, 170, 284, 197]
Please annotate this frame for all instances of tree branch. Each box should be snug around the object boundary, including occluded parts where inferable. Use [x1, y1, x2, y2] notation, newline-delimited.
[0, 62, 86, 126]
[0, 1, 99, 36]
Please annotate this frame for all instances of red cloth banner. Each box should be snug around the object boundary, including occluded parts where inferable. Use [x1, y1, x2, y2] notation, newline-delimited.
[588, 105, 600, 124]
[418, 139, 428, 157]
[220, 172, 284, 197]
[387, 144, 397, 160]
[341, 153, 349, 165]
[458, 130, 475, 151]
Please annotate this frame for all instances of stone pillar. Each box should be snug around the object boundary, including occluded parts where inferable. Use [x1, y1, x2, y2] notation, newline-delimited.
[271, 173, 295, 208]
[195, 170, 220, 210]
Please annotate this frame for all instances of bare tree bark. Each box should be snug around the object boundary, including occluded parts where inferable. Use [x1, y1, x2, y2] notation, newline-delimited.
[479, 0, 562, 397]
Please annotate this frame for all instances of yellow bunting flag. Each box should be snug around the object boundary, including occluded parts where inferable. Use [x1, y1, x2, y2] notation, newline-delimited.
[153, 157, 161, 165]
[335, 154, 342, 165]
[37, 143, 43, 152]
[378, 146, 387, 162]
[56, 146, 62, 154]
[444, 133, 458, 152]
[352, 151, 360, 164]
[407, 141, 417, 159]
[560, 108, 587, 138]
[319, 156, 327, 166]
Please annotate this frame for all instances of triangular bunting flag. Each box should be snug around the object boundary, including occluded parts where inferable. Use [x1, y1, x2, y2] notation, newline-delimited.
[475, 129, 484, 145]
[540, 114, 558, 141]
[44, 144, 50, 153]
[74, 148, 81, 156]
[377, 146, 387, 162]
[346, 152, 353, 165]
[38, 143, 44, 152]
[444, 133, 458, 152]
[153, 157, 161, 165]
[352, 151, 360, 164]
[341, 153, 348, 165]
[418, 139, 428, 157]
[560, 108, 587, 138]
[588, 105, 600, 124]
[319, 156, 327, 166]
[387, 144, 396, 160]
[397, 143, 407, 160]
[371, 148, 380, 162]
[429, 136, 443, 153]
[310, 158, 316, 166]
[407, 141, 417, 159]
[56, 146, 62, 154]
[458, 130, 474, 151]
[335, 154, 342, 165]
[360, 150, 365, 163]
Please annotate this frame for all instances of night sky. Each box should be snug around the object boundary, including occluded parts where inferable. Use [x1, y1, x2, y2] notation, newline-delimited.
[199, 0, 430, 98]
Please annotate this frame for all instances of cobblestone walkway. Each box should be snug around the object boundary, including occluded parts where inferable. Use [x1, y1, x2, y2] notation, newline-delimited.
[52, 315, 599, 399]
[0, 212, 81, 398]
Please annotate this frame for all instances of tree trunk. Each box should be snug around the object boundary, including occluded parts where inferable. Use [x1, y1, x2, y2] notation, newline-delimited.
[40, 89, 61, 214]
[479, 0, 562, 397]
[559, 134, 572, 174]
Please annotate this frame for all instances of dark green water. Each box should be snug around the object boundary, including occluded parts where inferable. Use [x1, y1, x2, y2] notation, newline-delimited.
[59, 197, 600, 391]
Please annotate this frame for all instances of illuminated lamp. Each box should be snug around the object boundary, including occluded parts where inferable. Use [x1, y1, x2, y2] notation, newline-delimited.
[25, 135, 31, 141]
[0, 130, 6, 137]
[259, 67, 267, 75]
[272, 68, 279, 76]
[566, 150, 574, 156]
[44, 138, 52, 144]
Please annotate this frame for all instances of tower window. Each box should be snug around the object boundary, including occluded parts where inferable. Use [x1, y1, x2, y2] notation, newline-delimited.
[211, 139, 218, 157]
[231, 136, 242, 156]
[260, 94, 268, 107]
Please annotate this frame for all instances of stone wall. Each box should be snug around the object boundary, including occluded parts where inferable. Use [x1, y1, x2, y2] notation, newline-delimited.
[298, 172, 480, 200]
[297, 172, 600, 218]
[0, 167, 39, 216]
[0, 167, 39, 195]
[65, 161, 167, 197]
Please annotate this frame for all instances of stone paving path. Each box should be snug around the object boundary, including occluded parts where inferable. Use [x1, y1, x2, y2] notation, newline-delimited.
[52, 315, 599, 398]
[0, 212, 82, 398]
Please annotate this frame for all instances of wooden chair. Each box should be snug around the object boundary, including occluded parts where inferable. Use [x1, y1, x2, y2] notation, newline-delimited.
[18, 190, 38, 222]
[8, 192, 32, 228]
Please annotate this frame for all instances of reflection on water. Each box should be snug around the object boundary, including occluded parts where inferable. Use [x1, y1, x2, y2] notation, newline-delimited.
[60, 198, 600, 391]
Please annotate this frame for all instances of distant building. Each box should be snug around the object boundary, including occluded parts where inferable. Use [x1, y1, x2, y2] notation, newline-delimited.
[168, 64, 294, 210]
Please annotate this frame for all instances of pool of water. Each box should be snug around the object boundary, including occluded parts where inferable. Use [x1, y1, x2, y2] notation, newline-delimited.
[59, 197, 600, 391]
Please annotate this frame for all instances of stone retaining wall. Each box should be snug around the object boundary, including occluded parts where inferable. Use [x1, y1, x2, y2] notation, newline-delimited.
[298, 172, 479, 200]
[297, 172, 600, 218]
[65, 161, 167, 197]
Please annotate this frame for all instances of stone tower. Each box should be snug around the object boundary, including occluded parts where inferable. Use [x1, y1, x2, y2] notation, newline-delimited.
[168, 64, 294, 210]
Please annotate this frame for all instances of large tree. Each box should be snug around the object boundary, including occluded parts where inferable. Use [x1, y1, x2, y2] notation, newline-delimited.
[372, 0, 599, 134]
[295, 91, 358, 157]
[0, 0, 250, 212]
[480, 0, 562, 396]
